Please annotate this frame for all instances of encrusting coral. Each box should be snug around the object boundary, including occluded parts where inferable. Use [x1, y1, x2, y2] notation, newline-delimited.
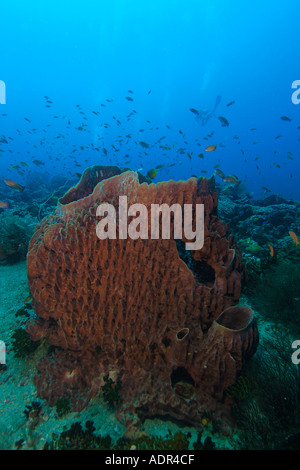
[26, 165, 258, 430]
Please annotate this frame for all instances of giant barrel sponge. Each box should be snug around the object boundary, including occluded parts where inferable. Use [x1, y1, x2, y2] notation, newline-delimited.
[26, 165, 258, 431]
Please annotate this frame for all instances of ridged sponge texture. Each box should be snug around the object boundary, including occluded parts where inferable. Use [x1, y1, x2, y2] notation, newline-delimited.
[26, 167, 257, 427]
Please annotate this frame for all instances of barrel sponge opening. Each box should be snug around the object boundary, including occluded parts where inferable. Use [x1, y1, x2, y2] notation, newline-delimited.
[215, 306, 254, 331]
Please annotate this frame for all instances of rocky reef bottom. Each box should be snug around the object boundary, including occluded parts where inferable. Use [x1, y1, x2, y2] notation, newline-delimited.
[0, 185, 300, 450]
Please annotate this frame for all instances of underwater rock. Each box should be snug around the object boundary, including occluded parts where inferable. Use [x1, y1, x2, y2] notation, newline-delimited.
[218, 191, 300, 251]
[252, 203, 297, 228]
[255, 194, 294, 206]
[0, 211, 37, 264]
[26, 165, 258, 428]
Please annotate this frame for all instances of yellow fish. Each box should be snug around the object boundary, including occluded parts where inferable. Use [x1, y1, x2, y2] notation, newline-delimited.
[289, 231, 299, 246]
[205, 145, 217, 152]
[24, 295, 32, 304]
[147, 168, 157, 179]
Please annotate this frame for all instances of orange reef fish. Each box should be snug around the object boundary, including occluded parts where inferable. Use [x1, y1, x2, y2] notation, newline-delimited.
[4, 179, 25, 192]
[0, 201, 9, 209]
[289, 231, 299, 246]
[205, 145, 216, 152]
[267, 242, 274, 257]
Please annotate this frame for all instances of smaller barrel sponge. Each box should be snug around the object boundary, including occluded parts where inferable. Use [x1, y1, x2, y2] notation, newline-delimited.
[26, 166, 258, 430]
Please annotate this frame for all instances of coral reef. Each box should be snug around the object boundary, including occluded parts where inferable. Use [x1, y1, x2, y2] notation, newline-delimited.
[43, 419, 215, 450]
[11, 328, 40, 358]
[218, 192, 300, 249]
[248, 260, 300, 329]
[26, 165, 258, 430]
[55, 397, 71, 417]
[23, 401, 43, 421]
[43, 421, 112, 450]
[225, 375, 252, 401]
[230, 328, 300, 449]
[101, 374, 122, 409]
[0, 211, 36, 264]
[218, 189, 300, 331]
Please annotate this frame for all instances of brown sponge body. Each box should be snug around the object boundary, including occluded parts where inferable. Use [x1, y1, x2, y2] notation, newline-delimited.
[26, 167, 258, 428]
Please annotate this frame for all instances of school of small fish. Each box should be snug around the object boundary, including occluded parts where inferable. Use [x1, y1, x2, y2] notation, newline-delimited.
[0, 90, 298, 213]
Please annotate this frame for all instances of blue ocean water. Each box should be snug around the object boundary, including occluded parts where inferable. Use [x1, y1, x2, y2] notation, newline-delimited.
[1, 0, 300, 452]
[0, 0, 299, 199]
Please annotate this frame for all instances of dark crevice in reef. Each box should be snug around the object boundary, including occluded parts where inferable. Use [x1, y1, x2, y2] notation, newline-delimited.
[171, 367, 195, 387]
[175, 239, 215, 286]
[171, 367, 195, 400]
